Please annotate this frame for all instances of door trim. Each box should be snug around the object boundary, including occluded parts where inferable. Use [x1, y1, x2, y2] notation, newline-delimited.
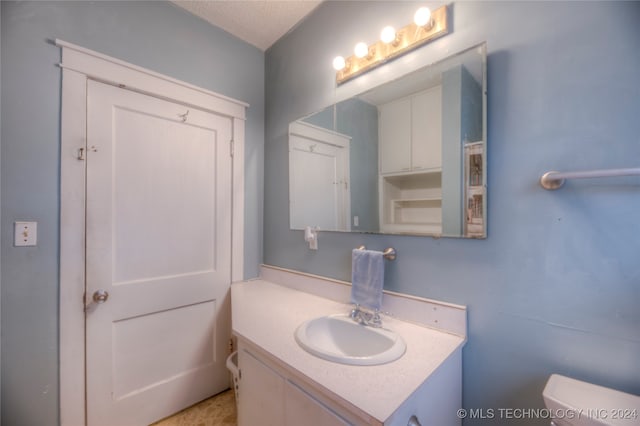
[57, 40, 247, 426]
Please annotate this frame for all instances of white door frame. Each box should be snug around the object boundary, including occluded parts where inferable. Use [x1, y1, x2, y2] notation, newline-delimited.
[57, 40, 247, 426]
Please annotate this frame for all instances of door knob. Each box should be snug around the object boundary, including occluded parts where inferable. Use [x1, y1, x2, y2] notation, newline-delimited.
[92, 290, 109, 304]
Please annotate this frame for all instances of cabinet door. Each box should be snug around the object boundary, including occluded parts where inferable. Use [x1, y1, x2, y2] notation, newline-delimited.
[284, 381, 351, 426]
[379, 98, 411, 174]
[412, 86, 442, 171]
[238, 349, 285, 426]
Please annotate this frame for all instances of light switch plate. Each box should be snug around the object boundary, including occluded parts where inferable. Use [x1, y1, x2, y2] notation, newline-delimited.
[14, 221, 37, 246]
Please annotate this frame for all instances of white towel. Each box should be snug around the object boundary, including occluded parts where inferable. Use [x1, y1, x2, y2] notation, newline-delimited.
[350, 249, 384, 311]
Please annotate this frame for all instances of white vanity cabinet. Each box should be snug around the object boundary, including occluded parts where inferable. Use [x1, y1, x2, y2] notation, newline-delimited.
[237, 347, 285, 425]
[231, 274, 466, 426]
[237, 341, 354, 426]
[232, 274, 467, 426]
[285, 380, 351, 426]
[379, 86, 442, 175]
[237, 338, 462, 426]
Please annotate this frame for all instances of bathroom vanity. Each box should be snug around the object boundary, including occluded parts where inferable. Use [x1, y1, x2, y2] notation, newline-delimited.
[232, 266, 467, 426]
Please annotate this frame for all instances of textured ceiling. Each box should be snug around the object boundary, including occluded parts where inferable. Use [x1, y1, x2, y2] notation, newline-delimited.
[172, 1, 322, 51]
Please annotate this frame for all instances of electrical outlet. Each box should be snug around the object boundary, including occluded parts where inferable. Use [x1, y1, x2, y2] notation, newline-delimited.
[14, 221, 37, 247]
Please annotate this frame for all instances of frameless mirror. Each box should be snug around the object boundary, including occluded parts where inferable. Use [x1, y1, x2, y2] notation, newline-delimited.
[289, 43, 486, 238]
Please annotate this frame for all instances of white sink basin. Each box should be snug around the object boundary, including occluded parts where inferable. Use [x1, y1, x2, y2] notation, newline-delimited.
[294, 314, 406, 366]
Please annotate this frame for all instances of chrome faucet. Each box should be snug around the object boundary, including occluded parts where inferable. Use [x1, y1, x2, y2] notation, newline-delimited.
[349, 305, 383, 328]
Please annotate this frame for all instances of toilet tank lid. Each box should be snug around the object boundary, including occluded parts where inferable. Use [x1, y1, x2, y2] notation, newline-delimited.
[543, 374, 640, 415]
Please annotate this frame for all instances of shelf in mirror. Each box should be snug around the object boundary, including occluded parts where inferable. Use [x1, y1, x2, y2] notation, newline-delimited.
[382, 172, 442, 235]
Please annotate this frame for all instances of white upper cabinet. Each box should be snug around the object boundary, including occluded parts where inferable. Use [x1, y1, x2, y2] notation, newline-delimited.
[411, 86, 442, 171]
[379, 86, 442, 175]
[379, 98, 412, 174]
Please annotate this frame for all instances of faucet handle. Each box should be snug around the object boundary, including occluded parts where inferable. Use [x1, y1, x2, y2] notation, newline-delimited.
[371, 310, 383, 328]
[349, 304, 361, 319]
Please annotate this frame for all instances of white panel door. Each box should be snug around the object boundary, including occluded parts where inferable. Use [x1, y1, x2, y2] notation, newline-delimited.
[85, 80, 233, 426]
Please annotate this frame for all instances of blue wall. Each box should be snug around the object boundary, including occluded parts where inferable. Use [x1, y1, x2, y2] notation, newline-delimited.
[265, 1, 640, 423]
[0, 2, 264, 425]
[338, 99, 379, 232]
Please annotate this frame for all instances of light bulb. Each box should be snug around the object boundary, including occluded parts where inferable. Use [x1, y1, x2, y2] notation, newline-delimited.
[332, 56, 346, 71]
[380, 26, 396, 44]
[354, 42, 368, 58]
[414, 7, 432, 27]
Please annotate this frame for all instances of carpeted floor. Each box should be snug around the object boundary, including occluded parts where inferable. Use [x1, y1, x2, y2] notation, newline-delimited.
[150, 389, 237, 426]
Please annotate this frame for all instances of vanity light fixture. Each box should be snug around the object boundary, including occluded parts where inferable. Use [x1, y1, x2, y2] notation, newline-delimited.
[380, 26, 398, 45]
[334, 4, 449, 84]
[332, 55, 346, 71]
[414, 7, 433, 28]
[354, 42, 369, 58]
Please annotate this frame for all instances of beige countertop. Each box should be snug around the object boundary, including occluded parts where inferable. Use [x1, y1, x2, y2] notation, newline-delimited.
[231, 278, 465, 423]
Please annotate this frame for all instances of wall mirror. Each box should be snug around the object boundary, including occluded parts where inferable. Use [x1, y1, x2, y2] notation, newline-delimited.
[289, 43, 486, 238]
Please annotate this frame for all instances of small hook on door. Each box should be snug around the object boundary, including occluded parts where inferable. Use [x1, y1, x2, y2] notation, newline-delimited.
[178, 110, 189, 123]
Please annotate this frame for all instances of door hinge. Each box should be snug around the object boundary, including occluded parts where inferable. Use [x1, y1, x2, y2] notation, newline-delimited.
[230, 139, 234, 158]
[77, 147, 85, 161]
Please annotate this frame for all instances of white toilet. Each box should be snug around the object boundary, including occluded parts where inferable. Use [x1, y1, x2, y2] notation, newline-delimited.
[543, 374, 640, 426]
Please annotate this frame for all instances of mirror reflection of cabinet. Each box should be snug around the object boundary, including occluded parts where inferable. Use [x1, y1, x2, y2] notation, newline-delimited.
[380, 172, 442, 234]
[379, 86, 442, 175]
[379, 85, 443, 234]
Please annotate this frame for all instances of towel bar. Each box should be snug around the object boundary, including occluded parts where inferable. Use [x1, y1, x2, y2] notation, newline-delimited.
[357, 245, 397, 261]
[540, 167, 640, 190]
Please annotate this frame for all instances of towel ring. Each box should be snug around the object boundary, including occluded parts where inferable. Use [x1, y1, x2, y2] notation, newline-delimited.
[356, 245, 396, 261]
